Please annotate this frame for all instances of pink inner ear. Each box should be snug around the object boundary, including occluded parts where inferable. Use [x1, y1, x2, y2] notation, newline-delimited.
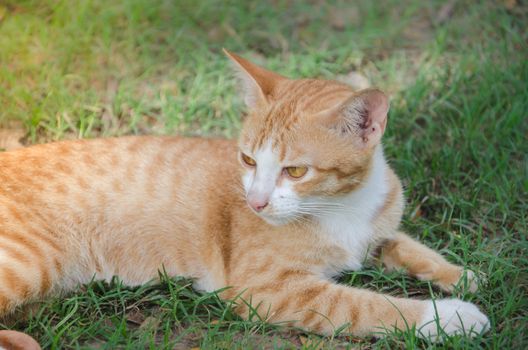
[316, 88, 389, 147]
[361, 89, 389, 135]
[314, 89, 389, 144]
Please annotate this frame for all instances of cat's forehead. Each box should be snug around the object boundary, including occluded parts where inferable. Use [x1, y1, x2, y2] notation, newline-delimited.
[240, 79, 353, 153]
[273, 78, 353, 114]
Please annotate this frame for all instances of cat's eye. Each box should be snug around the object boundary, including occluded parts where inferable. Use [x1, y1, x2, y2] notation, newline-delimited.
[241, 153, 256, 166]
[285, 166, 308, 178]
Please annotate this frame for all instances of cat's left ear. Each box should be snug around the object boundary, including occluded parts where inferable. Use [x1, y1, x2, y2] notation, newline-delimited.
[317, 88, 389, 148]
[223, 49, 286, 108]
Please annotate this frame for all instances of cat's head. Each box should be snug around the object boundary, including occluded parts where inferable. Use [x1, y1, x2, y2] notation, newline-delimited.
[226, 50, 389, 226]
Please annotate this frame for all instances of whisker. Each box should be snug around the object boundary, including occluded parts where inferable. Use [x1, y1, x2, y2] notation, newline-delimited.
[300, 203, 346, 208]
[299, 204, 348, 210]
[300, 202, 347, 208]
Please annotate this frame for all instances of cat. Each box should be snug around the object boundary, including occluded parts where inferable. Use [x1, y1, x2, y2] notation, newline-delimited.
[0, 50, 489, 341]
[0, 330, 40, 350]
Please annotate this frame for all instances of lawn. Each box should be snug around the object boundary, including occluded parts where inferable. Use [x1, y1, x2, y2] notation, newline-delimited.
[0, 0, 527, 349]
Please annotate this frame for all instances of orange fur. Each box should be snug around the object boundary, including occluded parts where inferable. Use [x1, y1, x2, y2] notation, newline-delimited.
[0, 52, 488, 340]
[0, 330, 41, 350]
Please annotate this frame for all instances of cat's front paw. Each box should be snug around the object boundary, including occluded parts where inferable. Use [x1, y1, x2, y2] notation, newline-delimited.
[433, 268, 480, 293]
[459, 270, 480, 293]
[417, 299, 490, 340]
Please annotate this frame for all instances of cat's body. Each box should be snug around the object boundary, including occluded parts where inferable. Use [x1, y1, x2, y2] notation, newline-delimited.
[0, 51, 489, 341]
[0, 135, 393, 296]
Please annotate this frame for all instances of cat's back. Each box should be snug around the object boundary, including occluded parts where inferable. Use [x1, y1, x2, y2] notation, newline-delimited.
[0, 135, 238, 182]
[0, 135, 237, 170]
[0, 135, 241, 224]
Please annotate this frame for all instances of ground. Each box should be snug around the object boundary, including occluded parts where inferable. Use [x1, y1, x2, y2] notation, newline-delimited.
[0, 0, 526, 349]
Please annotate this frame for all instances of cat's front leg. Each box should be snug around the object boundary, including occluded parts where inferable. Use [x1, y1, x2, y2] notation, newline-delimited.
[379, 232, 479, 293]
[224, 273, 489, 340]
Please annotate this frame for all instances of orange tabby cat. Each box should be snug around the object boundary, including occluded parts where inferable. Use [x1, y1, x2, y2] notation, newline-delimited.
[0, 50, 489, 341]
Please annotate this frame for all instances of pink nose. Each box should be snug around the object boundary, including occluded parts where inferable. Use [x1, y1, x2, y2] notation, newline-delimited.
[248, 198, 269, 212]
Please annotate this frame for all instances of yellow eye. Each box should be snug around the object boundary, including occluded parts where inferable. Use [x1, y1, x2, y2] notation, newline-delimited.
[241, 153, 256, 166]
[285, 166, 308, 178]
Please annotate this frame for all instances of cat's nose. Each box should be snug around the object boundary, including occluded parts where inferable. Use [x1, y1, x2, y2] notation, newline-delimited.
[248, 197, 269, 212]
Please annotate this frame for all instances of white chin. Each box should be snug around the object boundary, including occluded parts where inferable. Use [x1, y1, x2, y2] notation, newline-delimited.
[259, 214, 294, 226]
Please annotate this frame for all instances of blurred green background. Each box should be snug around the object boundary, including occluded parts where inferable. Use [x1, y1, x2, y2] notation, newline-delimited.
[0, 0, 526, 349]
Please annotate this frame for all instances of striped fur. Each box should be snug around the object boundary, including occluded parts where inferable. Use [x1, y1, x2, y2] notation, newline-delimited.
[0, 52, 488, 340]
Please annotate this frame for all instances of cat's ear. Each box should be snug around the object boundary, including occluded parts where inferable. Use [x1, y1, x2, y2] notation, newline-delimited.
[223, 49, 285, 108]
[317, 88, 389, 148]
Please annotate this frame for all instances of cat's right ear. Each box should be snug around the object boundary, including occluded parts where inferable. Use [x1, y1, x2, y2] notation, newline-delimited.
[316, 88, 389, 148]
[223, 49, 285, 108]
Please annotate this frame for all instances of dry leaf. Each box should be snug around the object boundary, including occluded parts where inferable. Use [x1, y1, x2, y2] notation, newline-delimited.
[403, 16, 431, 43]
[410, 196, 429, 221]
[0, 128, 25, 151]
[504, 0, 517, 10]
[139, 316, 160, 330]
[299, 335, 324, 350]
[125, 309, 146, 325]
[328, 6, 360, 31]
[328, 8, 346, 31]
[435, 0, 456, 24]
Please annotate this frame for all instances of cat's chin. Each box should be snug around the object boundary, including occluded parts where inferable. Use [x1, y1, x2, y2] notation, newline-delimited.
[258, 214, 295, 227]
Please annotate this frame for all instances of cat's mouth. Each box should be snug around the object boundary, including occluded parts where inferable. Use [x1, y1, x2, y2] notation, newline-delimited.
[257, 213, 294, 226]
[248, 203, 302, 226]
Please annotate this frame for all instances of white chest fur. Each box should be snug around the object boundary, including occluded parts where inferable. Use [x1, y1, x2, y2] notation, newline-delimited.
[317, 146, 389, 275]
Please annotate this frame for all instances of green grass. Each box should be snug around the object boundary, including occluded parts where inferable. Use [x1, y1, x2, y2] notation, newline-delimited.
[0, 0, 527, 348]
